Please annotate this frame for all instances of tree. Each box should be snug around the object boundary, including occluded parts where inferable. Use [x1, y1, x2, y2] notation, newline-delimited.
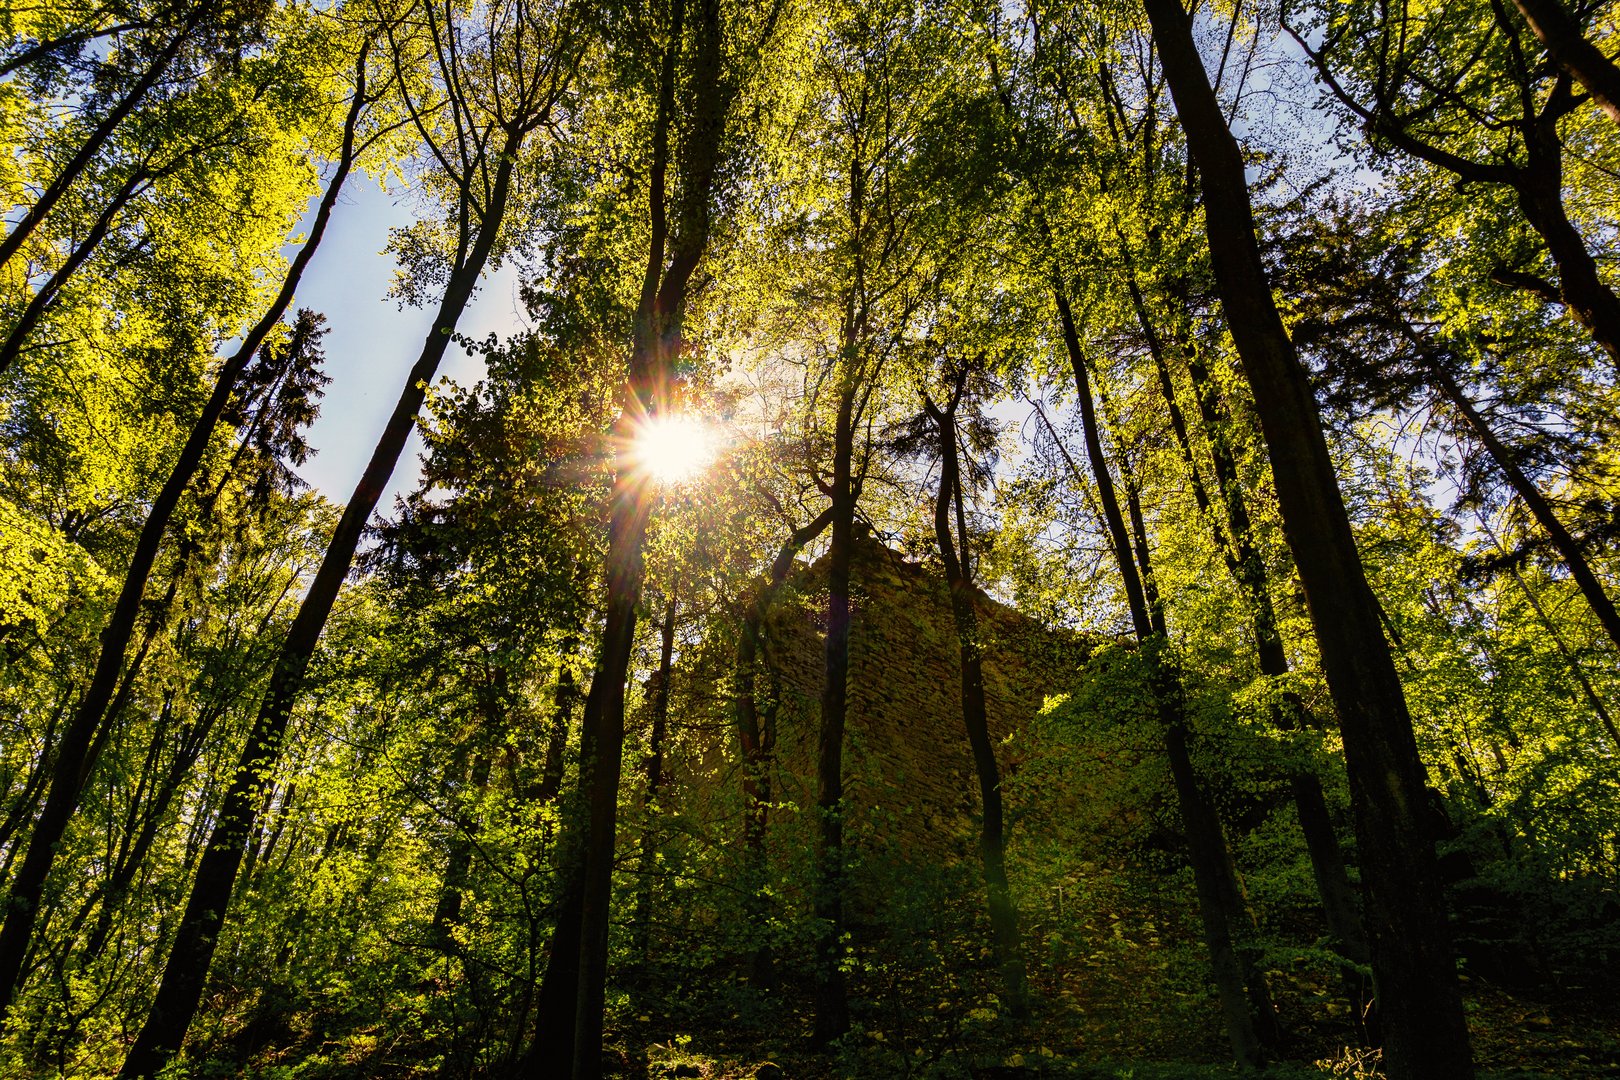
[1285, 0, 1620, 370]
[116, 0, 581, 1070]
[917, 364, 1031, 1019]
[0, 34, 387, 1023]
[1140, 0, 1475, 1073]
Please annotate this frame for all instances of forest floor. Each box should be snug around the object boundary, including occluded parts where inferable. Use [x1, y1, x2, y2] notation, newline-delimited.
[617, 978, 1620, 1080]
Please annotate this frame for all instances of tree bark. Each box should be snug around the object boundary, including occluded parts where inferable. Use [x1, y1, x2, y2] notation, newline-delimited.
[1141, 2, 1474, 1074]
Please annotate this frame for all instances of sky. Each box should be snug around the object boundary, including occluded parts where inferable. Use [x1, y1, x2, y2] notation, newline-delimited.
[287, 178, 527, 508]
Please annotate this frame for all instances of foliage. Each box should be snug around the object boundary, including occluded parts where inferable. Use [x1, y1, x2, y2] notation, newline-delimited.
[1, 0, 1618, 1075]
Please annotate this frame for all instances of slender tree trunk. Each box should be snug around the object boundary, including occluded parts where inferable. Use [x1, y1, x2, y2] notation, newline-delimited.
[563, 1, 731, 1070]
[812, 383, 856, 1047]
[431, 748, 492, 951]
[0, 167, 149, 375]
[631, 595, 676, 981]
[1125, 270, 1223, 551]
[0, 18, 149, 81]
[1141, 3, 1474, 1073]
[516, 640, 588, 1069]
[115, 126, 520, 1080]
[1054, 291, 1150, 627]
[568, 463, 653, 1077]
[1499, 550, 1620, 745]
[1, 540, 166, 1000]
[83, 698, 229, 962]
[0, 689, 70, 872]
[537, 641, 581, 805]
[0, 64, 372, 1025]
[925, 390, 1029, 1020]
[734, 600, 776, 989]
[1122, 472, 1282, 1050]
[1177, 341, 1374, 1028]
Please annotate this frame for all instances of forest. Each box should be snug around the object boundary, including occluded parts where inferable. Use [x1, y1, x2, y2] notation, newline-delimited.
[2, 0, 1619, 1076]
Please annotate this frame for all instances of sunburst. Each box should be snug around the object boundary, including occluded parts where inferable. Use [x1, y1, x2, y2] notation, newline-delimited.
[632, 414, 717, 485]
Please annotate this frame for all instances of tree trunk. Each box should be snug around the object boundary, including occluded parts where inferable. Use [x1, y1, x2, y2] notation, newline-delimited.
[631, 595, 677, 981]
[83, 697, 231, 962]
[431, 749, 492, 951]
[526, 802, 588, 1074]
[0, 167, 150, 375]
[0, 17, 151, 81]
[563, 0, 731, 1070]
[1500, 552, 1620, 746]
[567, 451, 654, 1077]
[0, 688, 70, 878]
[518, 639, 594, 1073]
[1140, 2, 1474, 1074]
[735, 508, 834, 990]
[926, 389, 1030, 1020]
[812, 383, 856, 1047]
[1513, 142, 1620, 369]
[536, 641, 581, 805]
[1179, 341, 1374, 1031]
[0, 6, 199, 275]
[1054, 290, 1150, 632]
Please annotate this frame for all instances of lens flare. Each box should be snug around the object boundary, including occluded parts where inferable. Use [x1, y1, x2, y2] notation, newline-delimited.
[633, 414, 717, 485]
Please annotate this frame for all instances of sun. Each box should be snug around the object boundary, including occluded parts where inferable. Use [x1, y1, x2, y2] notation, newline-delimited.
[633, 413, 717, 486]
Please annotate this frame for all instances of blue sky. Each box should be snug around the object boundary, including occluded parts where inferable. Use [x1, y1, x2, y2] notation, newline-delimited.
[288, 178, 527, 508]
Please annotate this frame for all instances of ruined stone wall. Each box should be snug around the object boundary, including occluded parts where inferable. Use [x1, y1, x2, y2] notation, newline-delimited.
[749, 532, 1093, 878]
